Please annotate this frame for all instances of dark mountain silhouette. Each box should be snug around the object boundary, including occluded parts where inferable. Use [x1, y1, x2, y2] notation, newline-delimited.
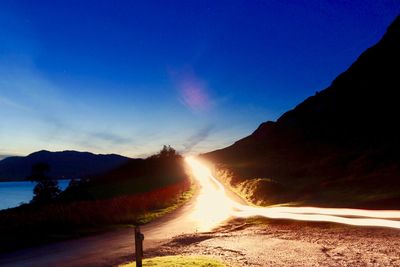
[0, 150, 130, 181]
[204, 16, 400, 208]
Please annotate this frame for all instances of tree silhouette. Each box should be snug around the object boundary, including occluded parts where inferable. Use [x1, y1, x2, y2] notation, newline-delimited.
[29, 163, 61, 204]
[154, 145, 179, 159]
[160, 145, 178, 158]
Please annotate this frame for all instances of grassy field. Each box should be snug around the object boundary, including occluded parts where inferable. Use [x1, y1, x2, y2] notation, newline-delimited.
[120, 256, 227, 267]
[0, 149, 195, 252]
[0, 179, 193, 252]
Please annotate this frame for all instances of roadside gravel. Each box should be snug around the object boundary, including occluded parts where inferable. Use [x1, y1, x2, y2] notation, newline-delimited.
[146, 218, 400, 267]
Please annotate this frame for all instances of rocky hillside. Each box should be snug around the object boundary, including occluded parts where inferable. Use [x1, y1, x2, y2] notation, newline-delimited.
[204, 16, 400, 208]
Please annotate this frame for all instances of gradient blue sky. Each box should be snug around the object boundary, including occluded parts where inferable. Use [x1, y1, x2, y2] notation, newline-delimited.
[0, 1, 399, 158]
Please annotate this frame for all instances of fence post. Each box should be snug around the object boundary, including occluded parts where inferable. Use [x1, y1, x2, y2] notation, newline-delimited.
[135, 225, 144, 267]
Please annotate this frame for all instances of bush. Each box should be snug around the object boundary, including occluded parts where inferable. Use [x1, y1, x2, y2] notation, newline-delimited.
[0, 178, 191, 252]
[29, 163, 61, 204]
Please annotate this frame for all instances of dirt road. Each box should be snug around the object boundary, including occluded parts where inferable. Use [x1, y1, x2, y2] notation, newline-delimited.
[0, 188, 206, 267]
[151, 218, 400, 266]
[3, 213, 399, 267]
[0, 172, 246, 267]
[1, 158, 399, 266]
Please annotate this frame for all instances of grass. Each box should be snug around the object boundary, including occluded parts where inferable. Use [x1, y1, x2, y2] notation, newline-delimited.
[136, 182, 196, 224]
[0, 150, 197, 253]
[0, 178, 194, 252]
[120, 256, 227, 267]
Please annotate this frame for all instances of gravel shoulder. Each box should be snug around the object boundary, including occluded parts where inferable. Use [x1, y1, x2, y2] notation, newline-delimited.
[2, 215, 399, 267]
[145, 217, 400, 267]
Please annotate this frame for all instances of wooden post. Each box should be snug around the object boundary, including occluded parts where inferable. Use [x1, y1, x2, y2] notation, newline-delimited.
[134, 225, 144, 267]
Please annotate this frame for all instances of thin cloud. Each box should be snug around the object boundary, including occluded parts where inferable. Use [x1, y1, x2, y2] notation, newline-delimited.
[90, 131, 132, 145]
[182, 124, 215, 153]
[0, 95, 31, 112]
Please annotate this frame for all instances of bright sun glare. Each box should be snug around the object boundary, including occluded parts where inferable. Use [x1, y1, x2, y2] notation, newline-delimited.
[185, 156, 400, 231]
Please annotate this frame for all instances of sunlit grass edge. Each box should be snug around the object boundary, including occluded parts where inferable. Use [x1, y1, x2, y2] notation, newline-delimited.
[119, 255, 227, 267]
[136, 181, 196, 224]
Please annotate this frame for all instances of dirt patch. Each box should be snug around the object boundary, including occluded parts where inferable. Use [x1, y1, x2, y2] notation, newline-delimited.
[145, 218, 400, 266]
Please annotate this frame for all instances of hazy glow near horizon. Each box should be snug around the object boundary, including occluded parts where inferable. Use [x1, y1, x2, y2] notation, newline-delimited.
[185, 157, 400, 231]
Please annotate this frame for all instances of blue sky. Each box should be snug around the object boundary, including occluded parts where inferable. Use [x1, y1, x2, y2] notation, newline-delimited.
[0, 1, 399, 158]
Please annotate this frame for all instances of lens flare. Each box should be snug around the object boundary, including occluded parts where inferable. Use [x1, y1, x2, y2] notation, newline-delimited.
[185, 156, 400, 231]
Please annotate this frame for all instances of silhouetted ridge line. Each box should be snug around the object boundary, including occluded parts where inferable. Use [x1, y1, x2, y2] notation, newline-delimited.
[204, 15, 400, 208]
[0, 150, 131, 181]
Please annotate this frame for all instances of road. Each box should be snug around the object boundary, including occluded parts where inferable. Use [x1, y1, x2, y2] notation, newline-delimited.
[1, 156, 400, 267]
[0, 157, 245, 267]
[0, 188, 202, 266]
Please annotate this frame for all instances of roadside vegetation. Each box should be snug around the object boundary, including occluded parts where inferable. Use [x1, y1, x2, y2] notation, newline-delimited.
[213, 167, 291, 206]
[211, 159, 400, 208]
[120, 256, 227, 267]
[0, 146, 193, 252]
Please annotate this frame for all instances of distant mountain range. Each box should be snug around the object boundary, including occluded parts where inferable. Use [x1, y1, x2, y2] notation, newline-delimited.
[0, 150, 131, 181]
[204, 16, 400, 208]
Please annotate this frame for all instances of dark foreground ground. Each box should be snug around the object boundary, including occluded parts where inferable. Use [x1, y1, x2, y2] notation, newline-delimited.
[151, 218, 400, 267]
[2, 216, 399, 267]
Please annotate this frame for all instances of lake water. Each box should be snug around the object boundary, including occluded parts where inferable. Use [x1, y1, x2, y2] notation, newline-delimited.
[0, 180, 70, 210]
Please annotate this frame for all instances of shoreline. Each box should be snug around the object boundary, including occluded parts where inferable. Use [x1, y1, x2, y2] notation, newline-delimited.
[0, 178, 71, 182]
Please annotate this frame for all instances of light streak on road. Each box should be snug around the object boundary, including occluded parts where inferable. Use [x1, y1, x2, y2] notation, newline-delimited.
[264, 206, 400, 219]
[185, 156, 400, 231]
